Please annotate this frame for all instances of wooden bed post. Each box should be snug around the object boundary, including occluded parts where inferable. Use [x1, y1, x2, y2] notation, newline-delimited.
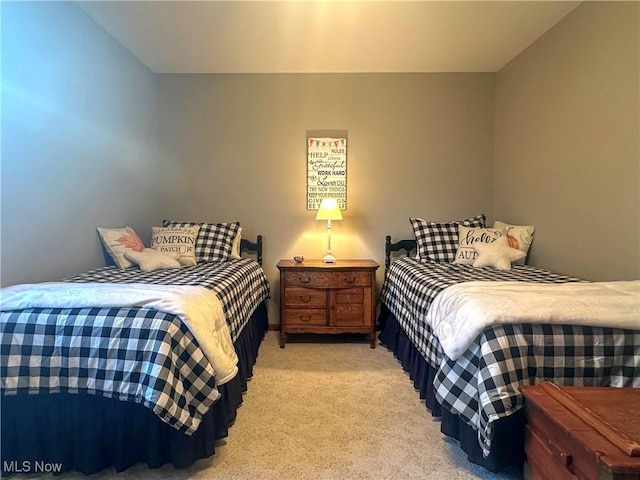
[240, 235, 263, 266]
[385, 235, 392, 271]
[256, 235, 263, 266]
[385, 236, 417, 272]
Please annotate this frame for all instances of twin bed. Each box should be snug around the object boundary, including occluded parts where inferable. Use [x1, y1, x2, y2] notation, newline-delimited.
[378, 220, 640, 472]
[1, 233, 270, 476]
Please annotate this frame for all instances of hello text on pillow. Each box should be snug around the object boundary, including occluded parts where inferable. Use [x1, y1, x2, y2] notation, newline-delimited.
[453, 225, 507, 265]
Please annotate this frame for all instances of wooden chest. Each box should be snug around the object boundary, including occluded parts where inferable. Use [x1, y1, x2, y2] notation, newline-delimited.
[520, 382, 640, 480]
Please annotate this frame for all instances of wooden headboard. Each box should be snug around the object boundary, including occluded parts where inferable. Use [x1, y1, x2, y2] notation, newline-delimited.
[384, 235, 416, 271]
[240, 235, 263, 266]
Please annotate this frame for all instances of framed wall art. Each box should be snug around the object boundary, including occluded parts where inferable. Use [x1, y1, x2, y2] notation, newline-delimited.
[306, 136, 347, 210]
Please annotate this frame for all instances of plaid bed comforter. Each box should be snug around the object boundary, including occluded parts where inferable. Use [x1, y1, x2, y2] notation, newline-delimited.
[380, 257, 640, 456]
[1, 258, 270, 435]
[66, 258, 270, 342]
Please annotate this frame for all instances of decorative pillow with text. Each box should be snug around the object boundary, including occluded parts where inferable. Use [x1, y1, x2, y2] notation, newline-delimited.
[453, 226, 507, 265]
[151, 225, 200, 266]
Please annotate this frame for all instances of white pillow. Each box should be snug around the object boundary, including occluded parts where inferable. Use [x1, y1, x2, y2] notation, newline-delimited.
[97, 226, 145, 269]
[231, 227, 243, 259]
[452, 226, 507, 265]
[472, 235, 526, 270]
[493, 221, 535, 265]
[125, 248, 181, 272]
[150, 225, 200, 266]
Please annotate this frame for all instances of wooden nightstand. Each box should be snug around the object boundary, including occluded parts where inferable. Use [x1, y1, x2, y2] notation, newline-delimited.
[276, 259, 379, 349]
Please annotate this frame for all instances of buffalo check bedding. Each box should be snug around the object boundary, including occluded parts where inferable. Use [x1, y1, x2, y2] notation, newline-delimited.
[380, 257, 640, 456]
[1, 258, 270, 435]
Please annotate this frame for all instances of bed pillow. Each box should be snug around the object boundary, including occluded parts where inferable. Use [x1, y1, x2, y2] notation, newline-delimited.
[97, 226, 145, 269]
[151, 225, 200, 266]
[410, 214, 486, 263]
[493, 221, 535, 265]
[231, 227, 243, 259]
[452, 225, 507, 265]
[472, 235, 526, 271]
[162, 220, 240, 262]
[125, 248, 181, 272]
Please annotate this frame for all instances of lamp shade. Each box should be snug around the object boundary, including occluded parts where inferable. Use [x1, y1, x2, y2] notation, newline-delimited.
[315, 198, 342, 221]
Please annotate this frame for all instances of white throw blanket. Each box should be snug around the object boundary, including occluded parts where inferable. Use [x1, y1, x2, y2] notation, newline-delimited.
[427, 280, 640, 361]
[1, 282, 238, 385]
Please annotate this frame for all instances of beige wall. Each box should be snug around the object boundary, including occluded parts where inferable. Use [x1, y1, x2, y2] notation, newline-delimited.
[1, 2, 164, 286]
[495, 1, 640, 281]
[156, 73, 496, 319]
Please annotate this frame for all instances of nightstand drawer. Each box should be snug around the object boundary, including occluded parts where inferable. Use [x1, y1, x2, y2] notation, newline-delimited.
[283, 308, 327, 326]
[284, 288, 326, 307]
[284, 271, 371, 288]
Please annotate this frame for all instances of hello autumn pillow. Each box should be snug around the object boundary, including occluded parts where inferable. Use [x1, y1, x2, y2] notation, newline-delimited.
[97, 226, 145, 269]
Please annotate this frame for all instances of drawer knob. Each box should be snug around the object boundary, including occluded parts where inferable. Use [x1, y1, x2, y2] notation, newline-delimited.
[299, 276, 311, 284]
[558, 452, 572, 467]
[550, 443, 573, 467]
[300, 296, 312, 303]
[344, 276, 356, 284]
[299, 315, 312, 322]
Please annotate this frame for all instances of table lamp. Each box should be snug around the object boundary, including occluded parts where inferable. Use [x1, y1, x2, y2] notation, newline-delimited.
[315, 198, 342, 263]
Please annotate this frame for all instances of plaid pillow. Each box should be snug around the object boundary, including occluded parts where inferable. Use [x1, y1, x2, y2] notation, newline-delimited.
[410, 214, 485, 263]
[162, 220, 240, 262]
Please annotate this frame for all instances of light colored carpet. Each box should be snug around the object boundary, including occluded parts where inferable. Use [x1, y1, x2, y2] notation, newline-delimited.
[24, 332, 524, 479]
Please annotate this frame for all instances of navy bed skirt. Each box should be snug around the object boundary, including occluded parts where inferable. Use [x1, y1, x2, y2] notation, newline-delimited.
[1, 302, 269, 476]
[377, 305, 525, 473]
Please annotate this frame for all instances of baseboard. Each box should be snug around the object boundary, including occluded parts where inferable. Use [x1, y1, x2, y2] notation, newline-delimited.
[268, 323, 280, 331]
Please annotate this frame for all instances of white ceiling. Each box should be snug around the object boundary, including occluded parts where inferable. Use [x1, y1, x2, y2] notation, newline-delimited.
[78, 1, 582, 74]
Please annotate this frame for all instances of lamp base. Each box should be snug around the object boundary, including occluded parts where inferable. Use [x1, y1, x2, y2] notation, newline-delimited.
[322, 254, 337, 264]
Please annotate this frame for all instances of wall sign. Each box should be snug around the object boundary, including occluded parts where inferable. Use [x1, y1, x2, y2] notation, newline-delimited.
[307, 137, 347, 210]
